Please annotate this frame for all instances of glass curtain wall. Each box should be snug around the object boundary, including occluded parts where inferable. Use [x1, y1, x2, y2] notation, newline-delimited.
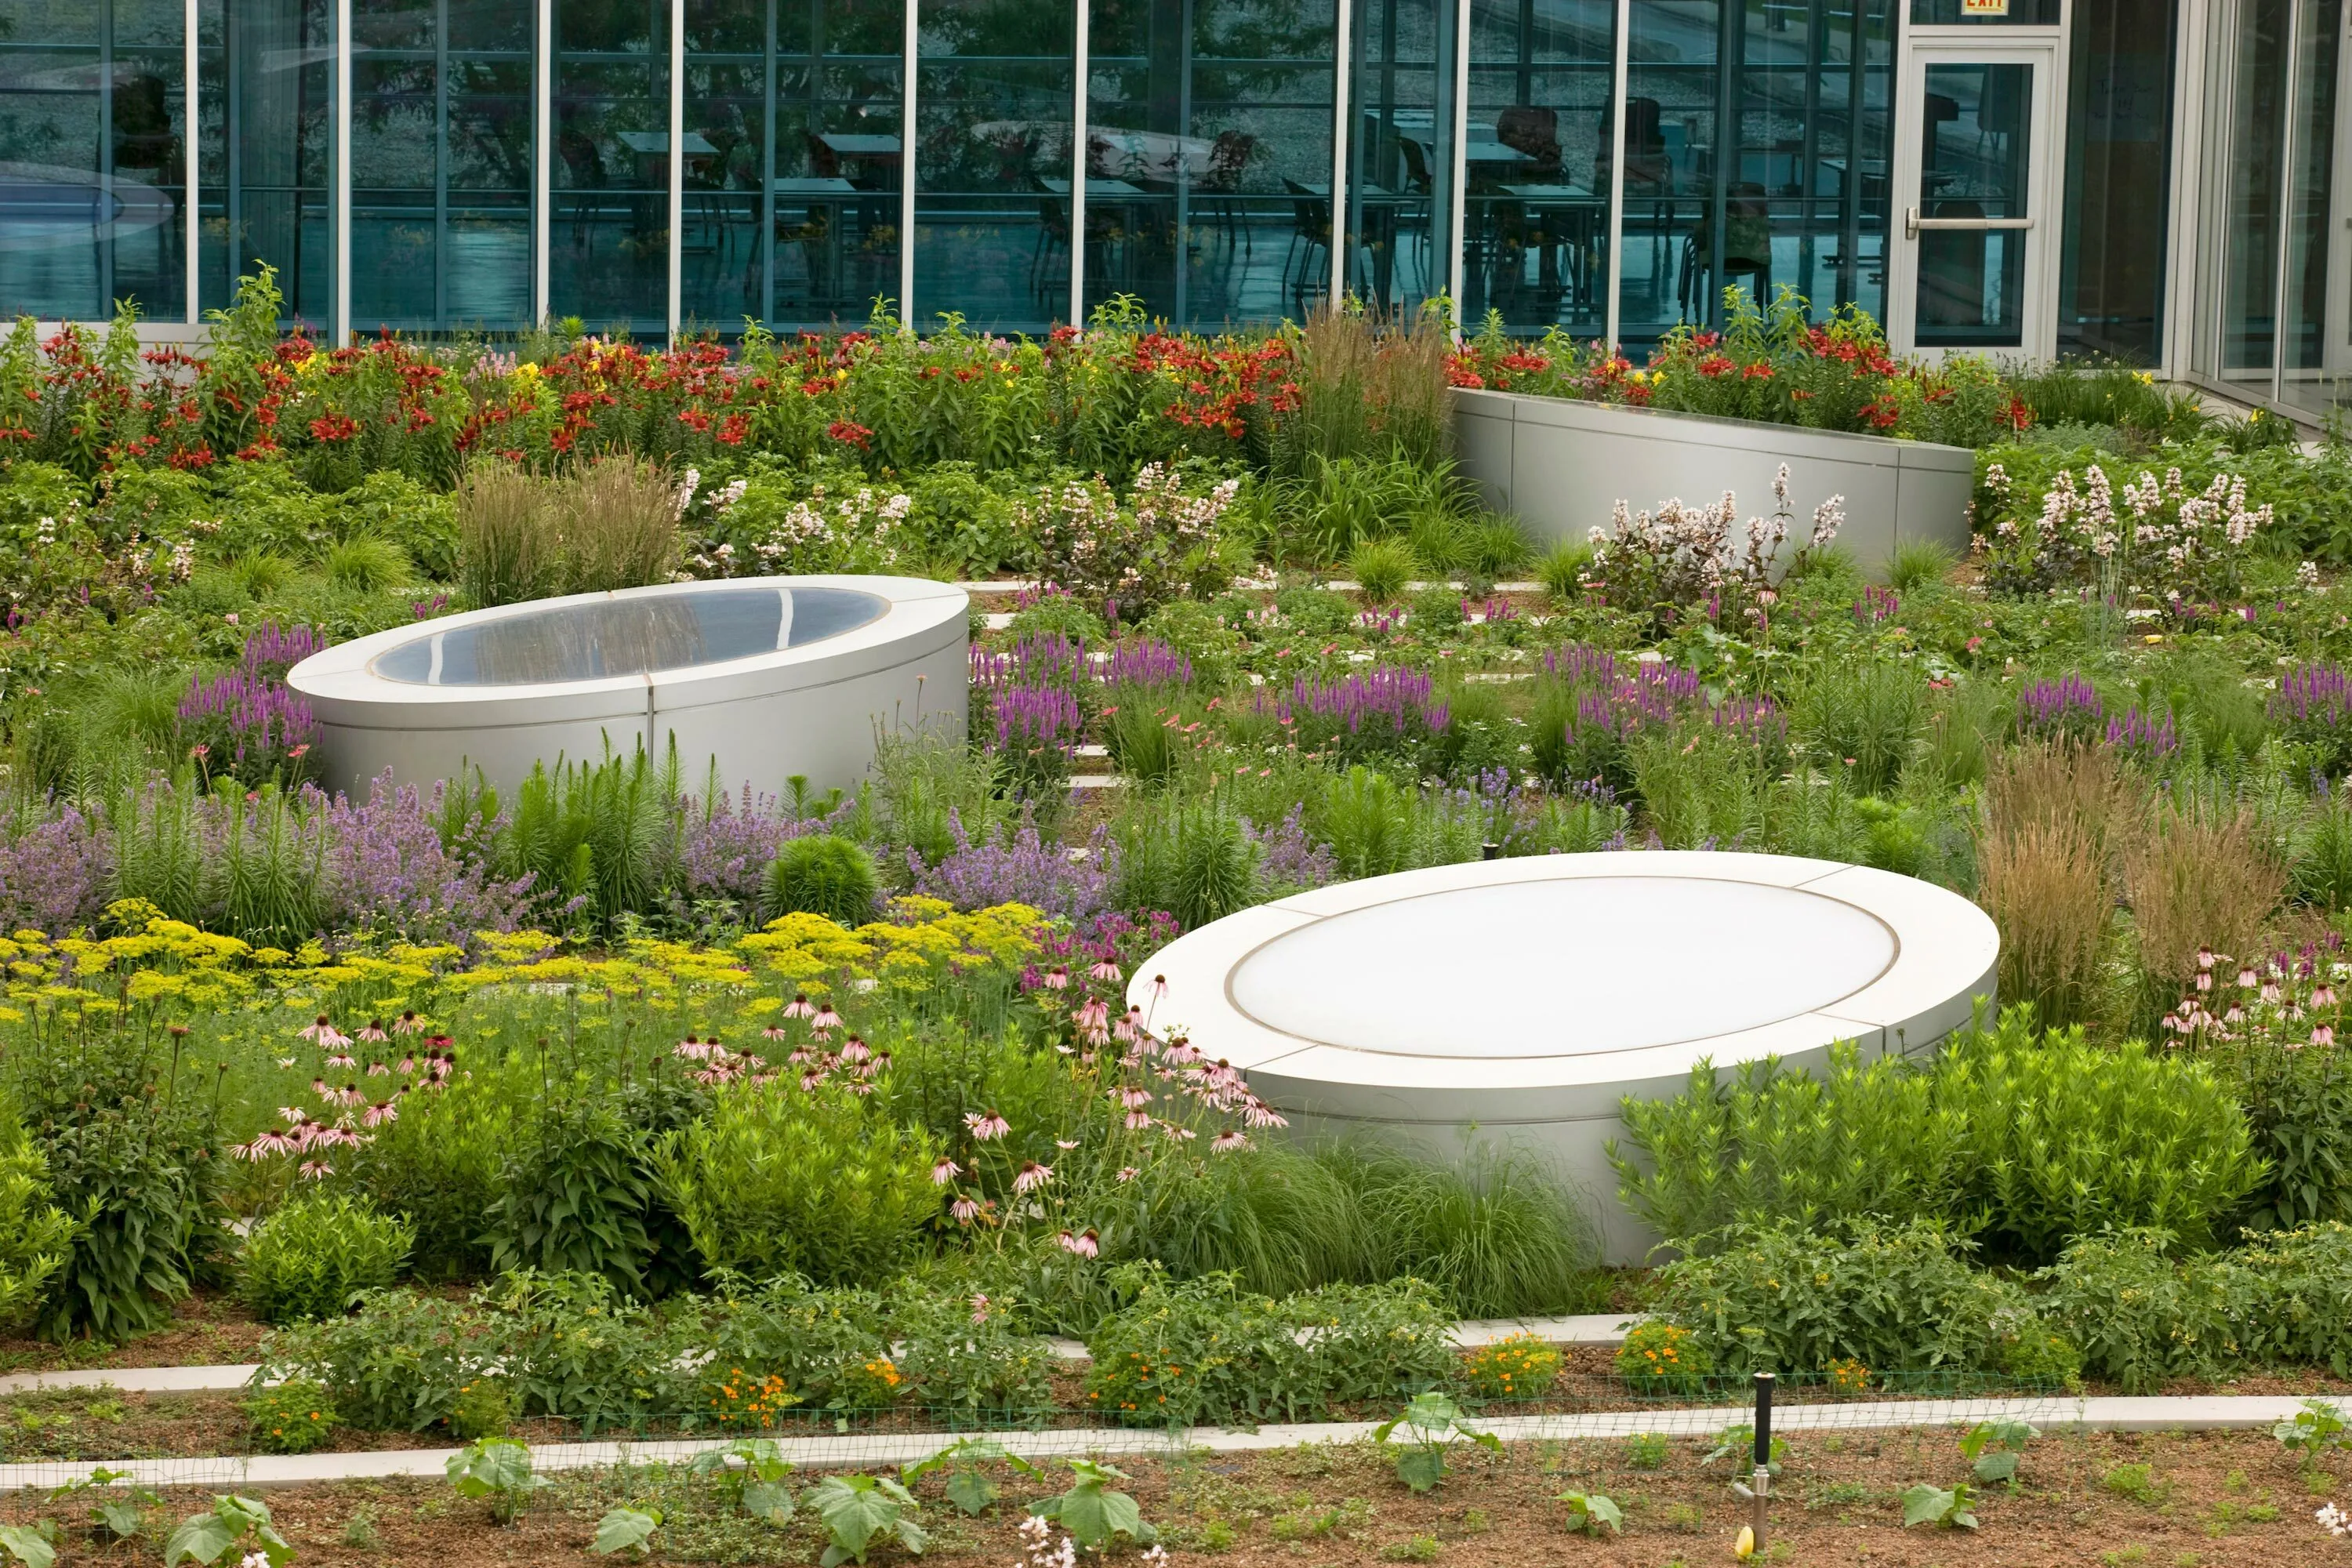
[914, 0, 1074, 332]
[552, 0, 670, 333]
[2058, 0, 2175, 360]
[350, 0, 533, 333]
[1081, 0, 1338, 326]
[1617, 0, 1890, 348]
[1344, 0, 1454, 316]
[198, 0, 334, 325]
[2274, 0, 2344, 417]
[682, 0, 906, 333]
[0, 0, 189, 322]
[1459, 0, 1612, 337]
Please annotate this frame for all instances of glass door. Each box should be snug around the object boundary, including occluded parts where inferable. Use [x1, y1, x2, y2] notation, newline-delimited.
[1889, 40, 2058, 354]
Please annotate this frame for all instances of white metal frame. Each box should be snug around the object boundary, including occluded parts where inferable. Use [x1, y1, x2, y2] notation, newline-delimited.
[1887, 30, 2066, 360]
[899, 0, 920, 330]
[333, 0, 351, 343]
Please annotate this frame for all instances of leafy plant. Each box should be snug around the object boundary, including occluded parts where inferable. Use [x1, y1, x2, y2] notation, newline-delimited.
[1901, 1480, 1979, 1530]
[1348, 536, 1417, 604]
[690, 1438, 798, 1525]
[1460, 1331, 1562, 1399]
[1614, 1320, 1715, 1394]
[244, 1377, 340, 1454]
[902, 1437, 1040, 1516]
[761, 835, 883, 926]
[239, 1193, 414, 1325]
[447, 1436, 547, 1525]
[163, 1496, 293, 1566]
[1031, 1459, 1160, 1550]
[1961, 1418, 2039, 1484]
[0, 1098, 78, 1333]
[0, 1525, 56, 1568]
[1374, 1392, 1500, 1494]
[2273, 1400, 2350, 1467]
[47, 1467, 157, 1542]
[1556, 1490, 1623, 1537]
[591, 1506, 662, 1559]
[808, 1474, 928, 1567]
[1704, 1423, 1785, 1474]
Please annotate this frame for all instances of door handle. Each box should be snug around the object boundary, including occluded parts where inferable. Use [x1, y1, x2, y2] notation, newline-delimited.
[1906, 209, 2034, 238]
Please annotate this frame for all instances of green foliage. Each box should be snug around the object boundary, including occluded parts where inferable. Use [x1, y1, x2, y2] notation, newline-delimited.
[448, 1377, 514, 1440]
[1031, 1459, 1159, 1550]
[1533, 539, 1592, 603]
[1611, 1012, 2267, 1262]
[0, 1526, 55, 1568]
[1348, 536, 1417, 604]
[1555, 1490, 1623, 1537]
[808, 1475, 927, 1568]
[689, 1437, 798, 1525]
[2220, 1042, 2352, 1232]
[1614, 1320, 1716, 1393]
[2272, 1399, 2349, 1464]
[2036, 1229, 2240, 1392]
[1374, 1392, 1499, 1494]
[1884, 538, 1958, 593]
[1650, 1219, 2040, 1375]
[0, 1098, 78, 1333]
[654, 1079, 940, 1287]
[760, 835, 883, 926]
[1313, 1143, 1597, 1318]
[1961, 1418, 2038, 1484]
[486, 1091, 666, 1298]
[891, 1294, 1058, 1420]
[163, 1496, 292, 1567]
[239, 1193, 414, 1324]
[901, 1438, 1039, 1516]
[321, 535, 412, 595]
[1901, 1480, 1979, 1530]
[1792, 659, 1925, 796]
[244, 1377, 340, 1454]
[447, 1436, 546, 1524]
[2230, 1222, 2352, 1375]
[253, 1285, 481, 1430]
[1108, 797, 1262, 927]
[591, 1506, 662, 1558]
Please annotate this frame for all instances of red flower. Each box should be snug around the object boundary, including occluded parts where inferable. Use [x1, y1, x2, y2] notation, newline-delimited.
[826, 419, 873, 448]
[717, 413, 750, 445]
[308, 412, 360, 442]
[1697, 354, 1736, 377]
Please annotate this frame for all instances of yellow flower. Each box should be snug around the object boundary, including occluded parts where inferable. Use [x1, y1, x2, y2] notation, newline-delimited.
[1735, 1524, 1756, 1558]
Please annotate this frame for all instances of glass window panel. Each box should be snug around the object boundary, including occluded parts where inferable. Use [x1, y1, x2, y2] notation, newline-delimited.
[552, 0, 670, 335]
[198, 0, 333, 328]
[2211, 0, 2286, 387]
[1345, 0, 1453, 316]
[1911, 59, 2030, 347]
[1081, 0, 1338, 328]
[0, 49, 110, 320]
[1461, 0, 1612, 337]
[2058, 0, 2176, 361]
[683, 0, 905, 335]
[350, 0, 534, 334]
[2277, 0, 2347, 417]
[915, 0, 1075, 333]
[1908, 0, 2060, 24]
[1617, 0, 1722, 343]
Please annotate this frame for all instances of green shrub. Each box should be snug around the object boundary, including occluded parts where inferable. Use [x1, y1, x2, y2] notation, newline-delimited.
[892, 1290, 1058, 1420]
[448, 1377, 514, 1440]
[760, 835, 882, 927]
[256, 1287, 485, 1431]
[2231, 1223, 2352, 1375]
[1883, 538, 1957, 593]
[1614, 1320, 1714, 1394]
[2035, 1229, 2241, 1392]
[1348, 537, 1417, 604]
[244, 1377, 339, 1454]
[2220, 1042, 2352, 1232]
[654, 1080, 939, 1287]
[1792, 659, 1925, 796]
[239, 1194, 413, 1326]
[1533, 539, 1592, 603]
[694, 1276, 893, 1416]
[0, 1098, 78, 1334]
[1650, 1219, 2035, 1376]
[485, 1091, 666, 1299]
[321, 535, 412, 594]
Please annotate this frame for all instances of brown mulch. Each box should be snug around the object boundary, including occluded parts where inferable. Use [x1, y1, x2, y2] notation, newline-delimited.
[0, 1294, 271, 1377]
[3, 1428, 2348, 1565]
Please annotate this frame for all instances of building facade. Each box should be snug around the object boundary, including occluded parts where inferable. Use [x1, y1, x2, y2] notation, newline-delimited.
[0, 0, 2337, 419]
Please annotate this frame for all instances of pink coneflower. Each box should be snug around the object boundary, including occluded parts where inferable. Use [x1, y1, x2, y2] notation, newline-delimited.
[873, 1050, 892, 1073]
[1089, 959, 1123, 983]
[358, 1019, 390, 1044]
[363, 1099, 399, 1127]
[310, 1078, 329, 1098]
[839, 1036, 872, 1065]
[2198, 946, 2217, 971]
[2161, 1013, 2183, 1034]
[812, 1003, 842, 1032]
[1243, 1098, 1288, 1129]
[2224, 1004, 2245, 1025]
[1056, 1138, 1080, 1151]
[365, 1060, 390, 1076]
[2264, 982, 2284, 1004]
[397, 1055, 416, 1076]
[274, 1057, 297, 1069]
[931, 1157, 962, 1185]
[1211, 1131, 1248, 1152]
[2238, 967, 2259, 990]
[1125, 1111, 1153, 1131]
[2318, 983, 2340, 1008]
[951, 1196, 983, 1225]
[325, 1053, 357, 1072]
[2318, 1025, 2338, 1047]
[279, 1106, 307, 1125]
[784, 993, 816, 1020]
[1112, 1012, 1138, 1044]
[964, 1110, 1011, 1142]
[1150, 975, 1168, 1000]
[800, 1071, 828, 1091]
[393, 1011, 423, 1034]
[674, 1036, 716, 1061]
[1044, 967, 1069, 991]
[761, 1024, 790, 1040]
[1073, 997, 1109, 1031]
[299, 1014, 339, 1044]
[1116, 1166, 1139, 1182]
[1118, 1087, 1152, 1109]
[1160, 1124, 1196, 1142]
[2195, 969, 2213, 993]
[1058, 1229, 1100, 1258]
[1162, 1038, 1202, 1067]
[298, 1160, 333, 1181]
[1013, 1161, 1054, 1193]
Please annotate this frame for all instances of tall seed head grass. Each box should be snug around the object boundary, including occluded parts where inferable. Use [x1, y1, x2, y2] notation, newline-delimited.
[2120, 799, 2286, 1021]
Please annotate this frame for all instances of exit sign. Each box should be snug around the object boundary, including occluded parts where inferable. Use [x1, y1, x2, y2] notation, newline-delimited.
[1962, 0, 2012, 13]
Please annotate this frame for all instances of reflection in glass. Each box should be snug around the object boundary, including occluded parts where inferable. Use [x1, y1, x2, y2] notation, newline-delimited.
[1907, 0, 2058, 24]
[372, 585, 888, 684]
[914, 0, 1074, 332]
[0, 1, 191, 322]
[350, 0, 532, 333]
[2275, 0, 2346, 419]
[1911, 60, 2028, 347]
[1344, 0, 1453, 315]
[1080, 0, 1338, 326]
[552, 0, 670, 334]
[1617, 0, 1891, 349]
[2060, 0, 2176, 361]
[682, 0, 906, 334]
[1460, 0, 1611, 336]
[196, 0, 336, 325]
[2211, 0, 2286, 387]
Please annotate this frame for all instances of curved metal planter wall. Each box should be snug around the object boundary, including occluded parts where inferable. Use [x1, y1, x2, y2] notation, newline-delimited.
[1452, 387, 1976, 571]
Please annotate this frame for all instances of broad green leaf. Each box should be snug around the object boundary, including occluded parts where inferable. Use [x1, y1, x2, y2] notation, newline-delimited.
[942, 1469, 999, 1516]
[98, 1500, 146, 1539]
[811, 1474, 920, 1565]
[743, 1479, 796, 1526]
[162, 1512, 237, 1567]
[1583, 1494, 1624, 1534]
[592, 1506, 661, 1557]
[1394, 1446, 1446, 1494]
[0, 1525, 56, 1568]
[1971, 1450, 2020, 1484]
[1900, 1482, 1957, 1529]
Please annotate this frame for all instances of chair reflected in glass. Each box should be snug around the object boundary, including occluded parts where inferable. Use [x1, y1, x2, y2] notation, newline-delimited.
[1281, 177, 1332, 313]
[1197, 131, 1257, 260]
[1680, 181, 1772, 320]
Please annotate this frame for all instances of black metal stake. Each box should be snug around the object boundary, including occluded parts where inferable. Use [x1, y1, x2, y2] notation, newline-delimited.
[1751, 1370, 1774, 1553]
